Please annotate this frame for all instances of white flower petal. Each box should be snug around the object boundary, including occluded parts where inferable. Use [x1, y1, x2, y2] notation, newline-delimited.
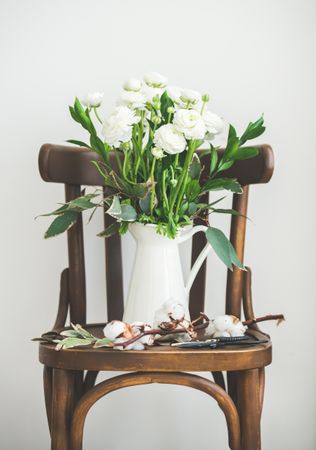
[154, 124, 186, 155]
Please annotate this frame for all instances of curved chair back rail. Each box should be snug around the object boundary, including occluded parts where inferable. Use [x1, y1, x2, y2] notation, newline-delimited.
[70, 372, 241, 450]
[38, 143, 274, 323]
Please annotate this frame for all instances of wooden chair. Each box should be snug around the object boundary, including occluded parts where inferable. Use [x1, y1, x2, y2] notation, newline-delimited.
[38, 143, 274, 450]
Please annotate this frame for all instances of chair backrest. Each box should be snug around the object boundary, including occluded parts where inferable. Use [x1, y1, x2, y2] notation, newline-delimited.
[39, 144, 274, 325]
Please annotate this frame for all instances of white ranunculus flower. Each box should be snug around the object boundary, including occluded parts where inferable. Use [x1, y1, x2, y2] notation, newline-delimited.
[82, 92, 104, 108]
[151, 147, 165, 159]
[117, 90, 146, 109]
[123, 78, 142, 92]
[167, 85, 182, 104]
[173, 109, 206, 140]
[180, 89, 201, 105]
[203, 111, 224, 140]
[144, 71, 168, 88]
[141, 84, 163, 102]
[154, 124, 186, 155]
[102, 106, 140, 147]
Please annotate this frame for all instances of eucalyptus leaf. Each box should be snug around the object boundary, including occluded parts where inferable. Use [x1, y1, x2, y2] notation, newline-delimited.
[97, 221, 120, 238]
[120, 204, 137, 222]
[206, 227, 244, 270]
[106, 196, 121, 219]
[56, 337, 95, 351]
[139, 191, 151, 214]
[44, 211, 78, 239]
[93, 338, 114, 348]
[189, 153, 202, 179]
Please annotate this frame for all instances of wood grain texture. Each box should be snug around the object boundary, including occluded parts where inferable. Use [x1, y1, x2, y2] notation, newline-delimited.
[52, 268, 69, 330]
[43, 365, 53, 435]
[70, 372, 241, 450]
[51, 369, 75, 450]
[39, 144, 274, 187]
[65, 185, 86, 325]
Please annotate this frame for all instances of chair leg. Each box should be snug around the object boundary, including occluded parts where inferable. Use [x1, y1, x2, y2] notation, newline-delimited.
[51, 368, 75, 450]
[43, 366, 53, 434]
[236, 369, 262, 450]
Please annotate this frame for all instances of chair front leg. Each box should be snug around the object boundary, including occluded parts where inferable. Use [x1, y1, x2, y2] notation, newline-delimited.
[51, 368, 76, 450]
[236, 369, 262, 450]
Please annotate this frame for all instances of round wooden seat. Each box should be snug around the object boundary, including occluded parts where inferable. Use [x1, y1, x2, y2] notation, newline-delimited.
[39, 323, 272, 373]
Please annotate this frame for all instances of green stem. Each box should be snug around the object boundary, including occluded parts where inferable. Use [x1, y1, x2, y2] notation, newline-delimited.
[93, 107, 103, 125]
[162, 169, 169, 214]
[169, 142, 195, 214]
[114, 147, 123, 175]
[150, 158, 157, 218]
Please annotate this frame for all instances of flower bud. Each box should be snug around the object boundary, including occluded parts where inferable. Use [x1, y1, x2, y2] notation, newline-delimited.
[123, 78, 142, 92]
[202, 93, 210, 103]
[167, 106, 175, 114]
[152, 116, 161, 125]
[170, 178, 178, 187]
[82, 92, 104, 108]
[151, 147, 164, 159]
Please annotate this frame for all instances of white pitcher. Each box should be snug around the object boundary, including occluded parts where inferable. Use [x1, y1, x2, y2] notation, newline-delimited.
[123, 222, 211, 325]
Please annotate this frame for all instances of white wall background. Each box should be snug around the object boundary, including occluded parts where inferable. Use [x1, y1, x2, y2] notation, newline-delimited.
[1, 0, 316, 449]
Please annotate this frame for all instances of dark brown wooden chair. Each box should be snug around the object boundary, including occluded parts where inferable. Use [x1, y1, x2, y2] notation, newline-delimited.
[38, 143, 274, 450]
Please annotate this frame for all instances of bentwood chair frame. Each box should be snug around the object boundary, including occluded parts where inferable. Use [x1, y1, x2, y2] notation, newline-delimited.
[38, 143, 274, 450]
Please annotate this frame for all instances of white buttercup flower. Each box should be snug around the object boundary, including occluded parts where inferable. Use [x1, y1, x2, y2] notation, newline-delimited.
[173, 109, 206, 140]
[203, 111, 224, 140]
[102, 106, 140, 147]
[123, 78, 142, 92]
[167, 85, 182, 104]
[180, 88, 201, 105]
[151, 147, 165, 159]
[141, 84, 163, 102]
[154, 124, 187, 155]
[82, 92, 104, 108]
[144, 71, 168, 88]
[117, 90, 146, 109]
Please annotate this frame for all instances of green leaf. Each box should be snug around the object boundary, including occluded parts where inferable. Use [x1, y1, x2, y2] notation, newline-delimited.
[205, 227, 245, 270]
[55, 337, 95, 351]
[106, 196, 121, 219]
[119, 221, 129, 235]
[210, 208, 242, 216]
[73, 98, 96, 134]
[97, 221, 120, 238]
[222, 124, 239, 161]
[185, 179, 201, 202]
[66, 139, 91, 148]
[239, 116, 265, 146]
[69, 106, 80, 123]
[90, 134, 107, 159]
[70, 196, 98, 210]
[160, 90, 174, 122]
[229, 146, 259, 161]
[120, 204, 137, 222]
[202, 177, 242, 194]
[44, 211, 78, 238]
[210, 146, 218, 174]
[217, 160, 234, 172]
[189, 153, 202, 179]
[188, 202, 198, 215]
[93, 338, 113, 348]
[139, 191, 151, 214]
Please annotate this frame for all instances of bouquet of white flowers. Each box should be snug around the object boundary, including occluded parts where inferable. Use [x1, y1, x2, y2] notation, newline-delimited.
[42, 71, 265, 270]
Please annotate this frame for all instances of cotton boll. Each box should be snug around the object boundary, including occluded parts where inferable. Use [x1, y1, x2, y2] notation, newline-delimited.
[131, 322, 154, 345]
[228, 321, 247, 337]
[153, 308, 170, 328]
[213, 330, 231, 338]
[103, 320, 133, 340]
[163, 302, 185, 321]
[204, 320, 216, 337]
[213, 315, 234, 332]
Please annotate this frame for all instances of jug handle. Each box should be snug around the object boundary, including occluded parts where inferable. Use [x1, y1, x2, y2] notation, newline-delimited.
[177, 225, 211, 296]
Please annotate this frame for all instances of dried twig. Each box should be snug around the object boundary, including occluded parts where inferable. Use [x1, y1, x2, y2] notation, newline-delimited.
[242, 314, 285, 327]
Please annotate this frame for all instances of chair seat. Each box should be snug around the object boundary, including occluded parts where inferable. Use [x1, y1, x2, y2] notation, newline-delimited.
[39, 323, 272, 372]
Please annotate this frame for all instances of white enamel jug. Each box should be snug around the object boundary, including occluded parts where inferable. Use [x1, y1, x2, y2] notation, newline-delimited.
[123, 222, 211, 325]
